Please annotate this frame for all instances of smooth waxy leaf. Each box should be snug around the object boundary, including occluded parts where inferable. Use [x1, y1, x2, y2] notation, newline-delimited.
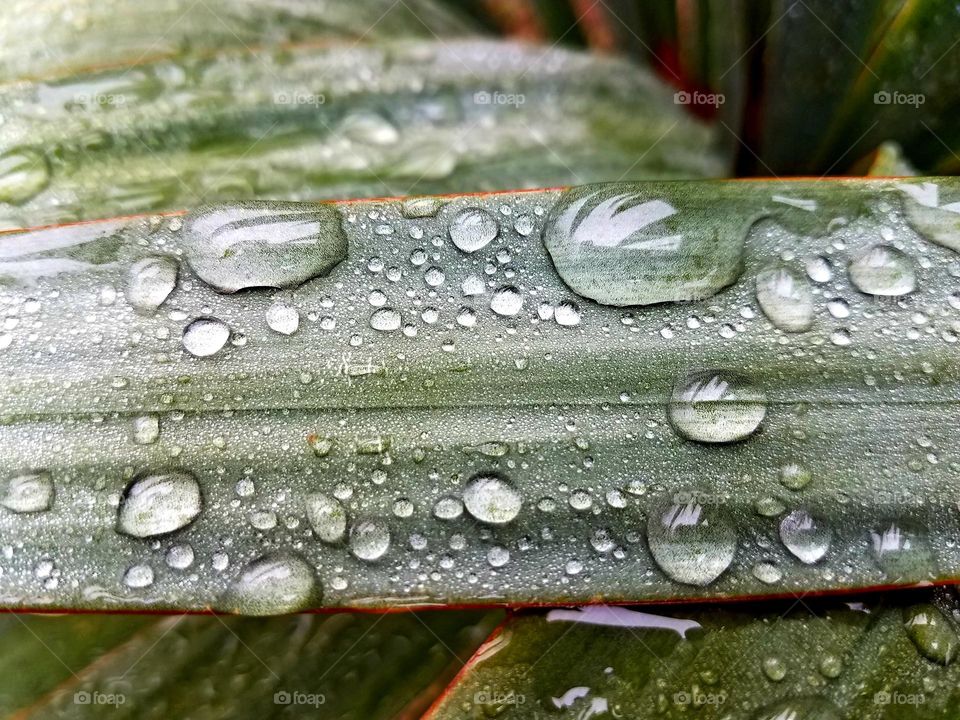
[0, 610, 500, 718]
[427, 590, 960, 719]
[0, 0, 476, 83]
[0, 39, 721, 229]
[0, 177, 958, 613]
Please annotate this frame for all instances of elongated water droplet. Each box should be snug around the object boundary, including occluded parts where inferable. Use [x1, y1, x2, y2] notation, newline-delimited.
[182, 317, 230, 357]
[463, 472, 521, 524]
[779, 509, 831, 564]
[349, 519, 391, 561]
[125, 256, 178, 314]
[370, 307, 401, 332]
[904, 603, 959, 665]
[433, 496, 464, 520]
[899, 181, 960, 253]
[221, 553, 317, 615]
[543, 184, 746, 306]
[1, 471, 54, 513]
[449, 208, 498, 252]
[184, 202, 347, 293]
[305, 493, 347, 543]
[0, 148, 50, 204]
[668, 370, 766, 443]
[647, 501, 736, 586]
[116, 470, 203, 538]
[755, 267, 813, 332]
[340, 112, 399, 146]
[848, 245, 915, 296]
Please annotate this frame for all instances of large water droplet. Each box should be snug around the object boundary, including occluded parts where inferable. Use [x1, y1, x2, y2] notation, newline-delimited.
[184, 202, 347, 293]
[898, 181, 960, 253]
[125, 256, 178, 314]
[221, 553, 317, 615]
[668, 370, 766, 443]
[647, 501, 737, 586]
[123, 563, 154, 589]
[904, 603, 958, 665]
[847, 245, 915, 296]
[305, 493, 347, 543]
[116, 470, 203, 538]
[779, 509, 832, 564]
[490, 285, 523, 316]
[870, 522, 934, 580]
[463, 472, 521, 524]
[0, 148, 50, 204]
[1, 471, 54, 513]
[542, 184, 746, 306]
[265, 301, 299, 335]
[349, 519, 391, 561]
[182, 317, 230, 357]
[755, 267, 814, 332]
[370, 307, 401, 332]
[449, 208, 499, 253]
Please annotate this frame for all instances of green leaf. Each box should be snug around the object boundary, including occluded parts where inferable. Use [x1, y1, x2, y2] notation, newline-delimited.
[427, 590, 960, 719]
[0, 39, 721, 229]
[0, 0, 477, 83]
[1, 610, 500, 718]
[0, 177, 957, 612]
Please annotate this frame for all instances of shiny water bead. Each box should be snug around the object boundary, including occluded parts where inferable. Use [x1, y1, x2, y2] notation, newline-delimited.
[221, 554, 318, 615]
[125, 256, 178, 313]
[265, 301, 300, 335]
[184, 202, 347, 293]
[779, 510, 832, 564]
[847, 244, 916, 296]
[755, 267, 814, 332]
[449, 208, 499, 252]
[116, 470, 203, 538]
[646, 501, 737, 586]
[305, 493, 347, 543]
[182, 317, 230, 357]
[349, 519, 391, 561]
[1, 471, 54, 513]
[668, 370, 766, 443]
[463, 473, 521, 524]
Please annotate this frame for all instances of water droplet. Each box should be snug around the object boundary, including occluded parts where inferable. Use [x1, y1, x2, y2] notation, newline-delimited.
[554, 300, 582, 327]
[542, 185, 746, 306]
[184, 202, 347, 293]
[424, 266, 445, 287]
[668, 370, 767, 443]
[0, 148, 50, 204]
[433, 496, 464, 520]
[904, 603, 958, 665]
[182, 317, 230, 357]
[463, 472, 521, 524]
[819, 654, 843, 678]
[755, 267, 814, 332]
[762, 656, 786, 681]
[123, 563, 154, 589]
[806, 255, 833, 283]
[779, 463, 811, 491]
[166, 543, 194, 569]
[490, 285, 523, 316]
[1, 471, 54, 513]
[340, 112, 399, 145]
[779, 509, 831, 564]
[848, 245, 916, 296]
[449, 208, 499, 253]
[514, 214, 534, 236]
[487, 546, 510, 567]
[305, 493, 346, 543]
[132, 414, 160, 445]
[370, 307, 401, 332]
[349, 519, 391, 561]
[461, 274, 485, 296]
[826, 297, 850, 318]
[221, 553, 318, 615]
[870, 522, 934, 580]
[125, 257, 178, 314]
[265, 301, 299, 335]
[752, 561, 782, 584]
[647, 501, 737, 586]
[116, 470, 203, 538]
